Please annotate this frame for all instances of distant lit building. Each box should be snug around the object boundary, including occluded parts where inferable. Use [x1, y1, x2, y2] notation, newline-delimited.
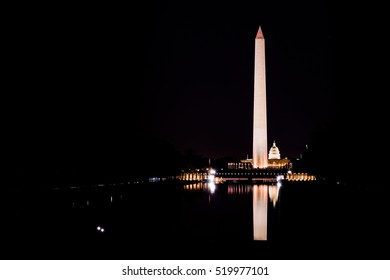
[233, 141, 290, 170]
[268, 141, 280, 159]
[267, 141, 291, 169]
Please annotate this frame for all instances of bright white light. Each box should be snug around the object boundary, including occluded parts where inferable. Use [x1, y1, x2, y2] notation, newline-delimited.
[208, 174, 215, 181]
[209, 168, 216, 175]
[97, 226, 105, 232]
[208, 182, 216, 193]
[276, 175, 284, 187]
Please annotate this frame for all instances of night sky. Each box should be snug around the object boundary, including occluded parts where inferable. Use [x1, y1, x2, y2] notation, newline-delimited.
[4, 2, 336, 171]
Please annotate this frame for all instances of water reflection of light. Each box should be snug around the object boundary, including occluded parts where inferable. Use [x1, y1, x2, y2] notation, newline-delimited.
[227, 185, 251, 194]
[208, 182, 216, 194]
[253, 184, 268, 241]
[268, 184, 281, 208]
[183, 183, 208, 191]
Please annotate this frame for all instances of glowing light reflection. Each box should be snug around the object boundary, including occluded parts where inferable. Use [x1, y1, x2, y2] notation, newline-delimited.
[208, 182, 216, 194]
[268, 184, 281, 207]
[253, 184, 268, 240]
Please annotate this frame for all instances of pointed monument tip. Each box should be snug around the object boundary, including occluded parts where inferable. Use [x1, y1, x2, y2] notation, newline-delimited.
[256, 25, 264, 39]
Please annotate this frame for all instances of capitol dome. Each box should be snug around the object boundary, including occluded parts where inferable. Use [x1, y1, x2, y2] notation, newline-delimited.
[268, 141, 281, 159]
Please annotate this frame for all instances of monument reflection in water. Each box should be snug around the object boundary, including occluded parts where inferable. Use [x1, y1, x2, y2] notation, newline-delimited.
[253, 185, 268, 240]
[226, 183, 281, 241]
[252, 184, 280, 240]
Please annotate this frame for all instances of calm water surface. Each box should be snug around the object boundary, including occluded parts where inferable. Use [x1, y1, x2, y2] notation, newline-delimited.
[2, 181, 389, 259]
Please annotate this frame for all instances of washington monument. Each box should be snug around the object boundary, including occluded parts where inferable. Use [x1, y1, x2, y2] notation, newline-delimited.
[252, 25, 268, 168]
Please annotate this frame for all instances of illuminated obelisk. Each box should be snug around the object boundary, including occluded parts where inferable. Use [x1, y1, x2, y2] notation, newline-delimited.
[252, 25, 268, 168]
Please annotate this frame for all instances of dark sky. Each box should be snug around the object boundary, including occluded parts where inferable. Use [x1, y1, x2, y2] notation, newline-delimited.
[4, 1, 334, 168]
